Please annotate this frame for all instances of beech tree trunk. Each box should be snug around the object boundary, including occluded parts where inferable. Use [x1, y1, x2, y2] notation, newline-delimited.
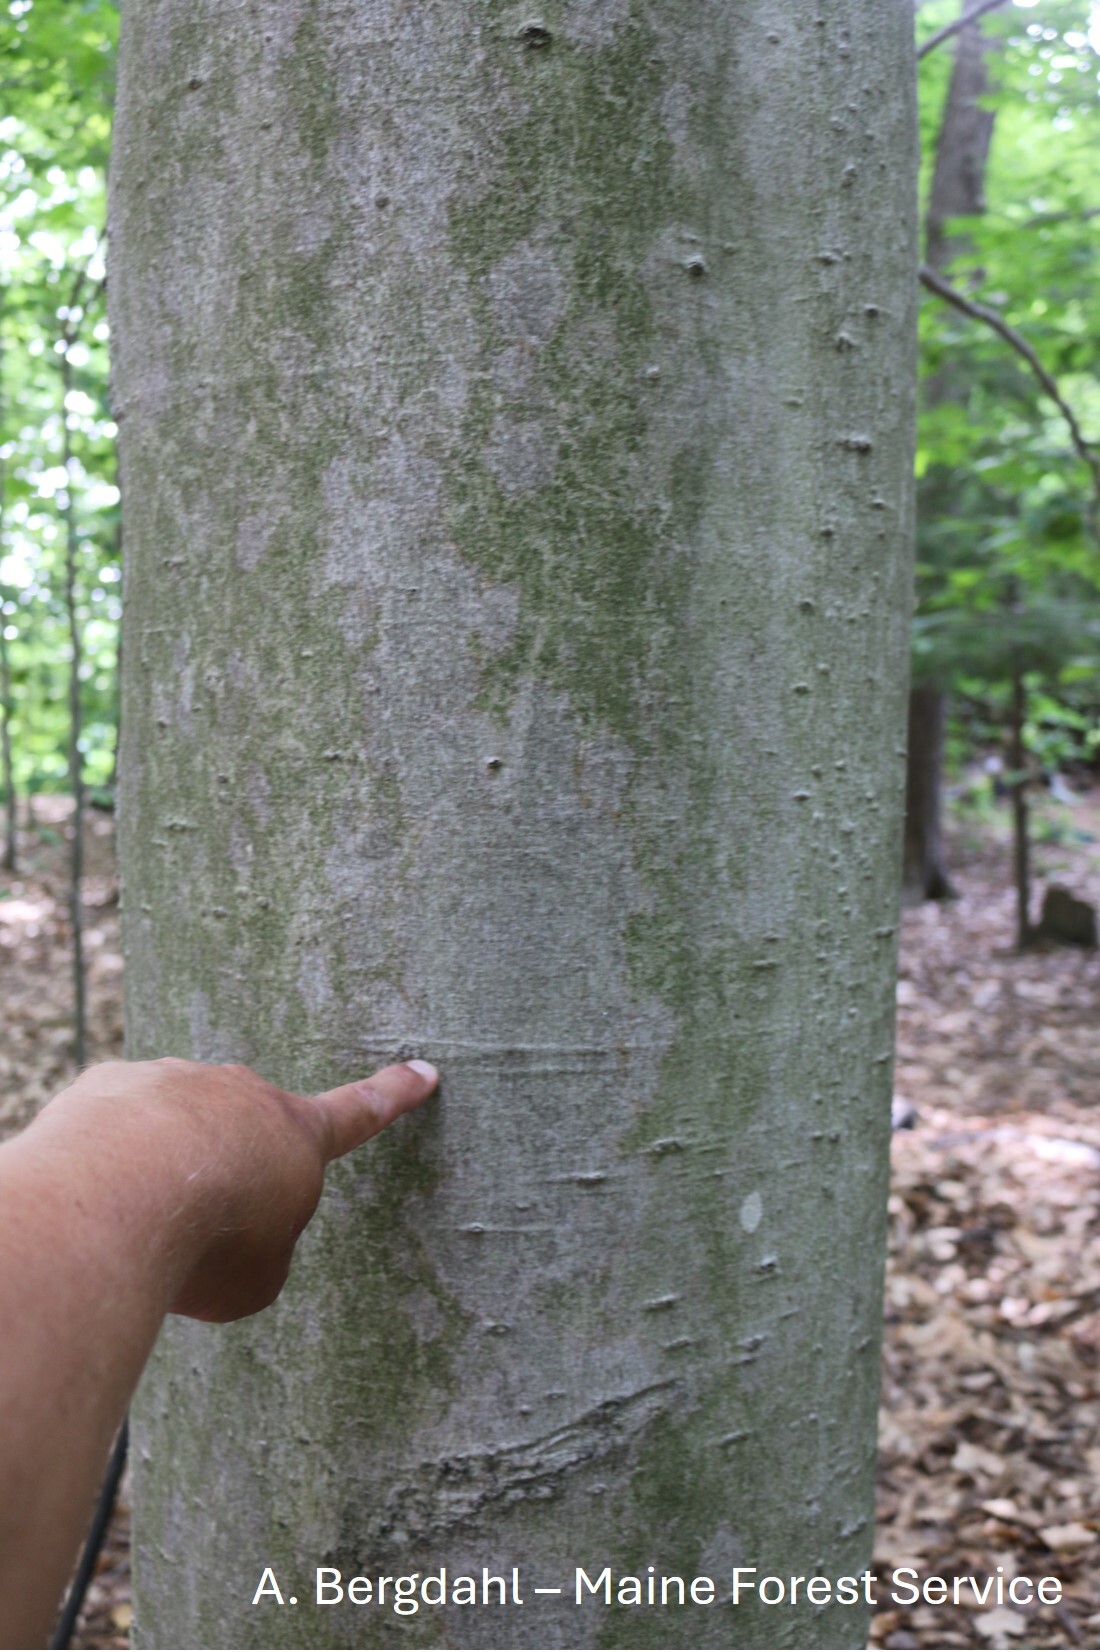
[924, 9, 998, 273]
[905, 0, 999, 904]
[0, 611, 15, 876]
[902, 686, 953, 904]
[1009, 664, 1033, 949]
[111, 4, 917, 1646]
[60, 351, 87, 1067]
[0, 315, 16, 876]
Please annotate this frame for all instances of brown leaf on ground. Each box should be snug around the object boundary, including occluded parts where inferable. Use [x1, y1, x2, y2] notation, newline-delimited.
[873, 792, 1100, 1650]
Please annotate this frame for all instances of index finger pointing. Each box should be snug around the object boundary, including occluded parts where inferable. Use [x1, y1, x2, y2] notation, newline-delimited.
[310, 1060, 439, 1162]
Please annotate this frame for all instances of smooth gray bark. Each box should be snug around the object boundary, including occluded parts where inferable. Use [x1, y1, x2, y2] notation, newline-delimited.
[111, 4, 917, 1646]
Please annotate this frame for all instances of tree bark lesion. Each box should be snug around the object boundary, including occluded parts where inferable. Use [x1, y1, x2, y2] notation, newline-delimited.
[361, 1380, 681, 1554]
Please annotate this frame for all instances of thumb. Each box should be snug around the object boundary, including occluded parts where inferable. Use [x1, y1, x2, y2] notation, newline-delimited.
[310, 1060, 439, 1162]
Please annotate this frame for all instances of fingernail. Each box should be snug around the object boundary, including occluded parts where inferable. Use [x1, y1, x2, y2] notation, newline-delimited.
[406, 1059, 439, 1083]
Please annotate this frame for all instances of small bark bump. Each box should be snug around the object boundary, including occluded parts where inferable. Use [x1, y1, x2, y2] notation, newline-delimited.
[517, 21, 553, 48]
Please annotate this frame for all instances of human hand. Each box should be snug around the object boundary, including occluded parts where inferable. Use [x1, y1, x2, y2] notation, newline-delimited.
[36, 1056, 439, 1323]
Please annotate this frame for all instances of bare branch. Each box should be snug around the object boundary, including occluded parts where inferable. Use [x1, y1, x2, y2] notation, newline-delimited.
[919, 260, 1100, 513]
[58, 242, 107, 349]
[918, 0, 1008, 60]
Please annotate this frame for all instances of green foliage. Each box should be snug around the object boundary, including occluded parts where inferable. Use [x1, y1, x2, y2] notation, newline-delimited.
[916, 0, 1100, 773]
[0, 0, 117, 796]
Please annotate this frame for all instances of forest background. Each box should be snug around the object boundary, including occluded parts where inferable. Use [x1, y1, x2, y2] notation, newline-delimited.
[0, 0, 1099, 1648]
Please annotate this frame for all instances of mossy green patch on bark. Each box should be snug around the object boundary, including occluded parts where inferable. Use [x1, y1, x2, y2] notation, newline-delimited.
[446, 7, 705, 750]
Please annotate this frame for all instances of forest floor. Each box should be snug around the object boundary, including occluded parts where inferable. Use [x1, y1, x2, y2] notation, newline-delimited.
[1, 791, 1098, 1651]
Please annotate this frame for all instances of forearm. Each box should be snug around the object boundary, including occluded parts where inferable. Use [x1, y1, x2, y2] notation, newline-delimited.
[0, 1120, 195, 1646]
[0, 1054, 436, 1646]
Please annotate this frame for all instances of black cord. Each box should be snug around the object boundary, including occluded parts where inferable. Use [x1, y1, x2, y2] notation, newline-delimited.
[50, 1415, 129, 1650]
